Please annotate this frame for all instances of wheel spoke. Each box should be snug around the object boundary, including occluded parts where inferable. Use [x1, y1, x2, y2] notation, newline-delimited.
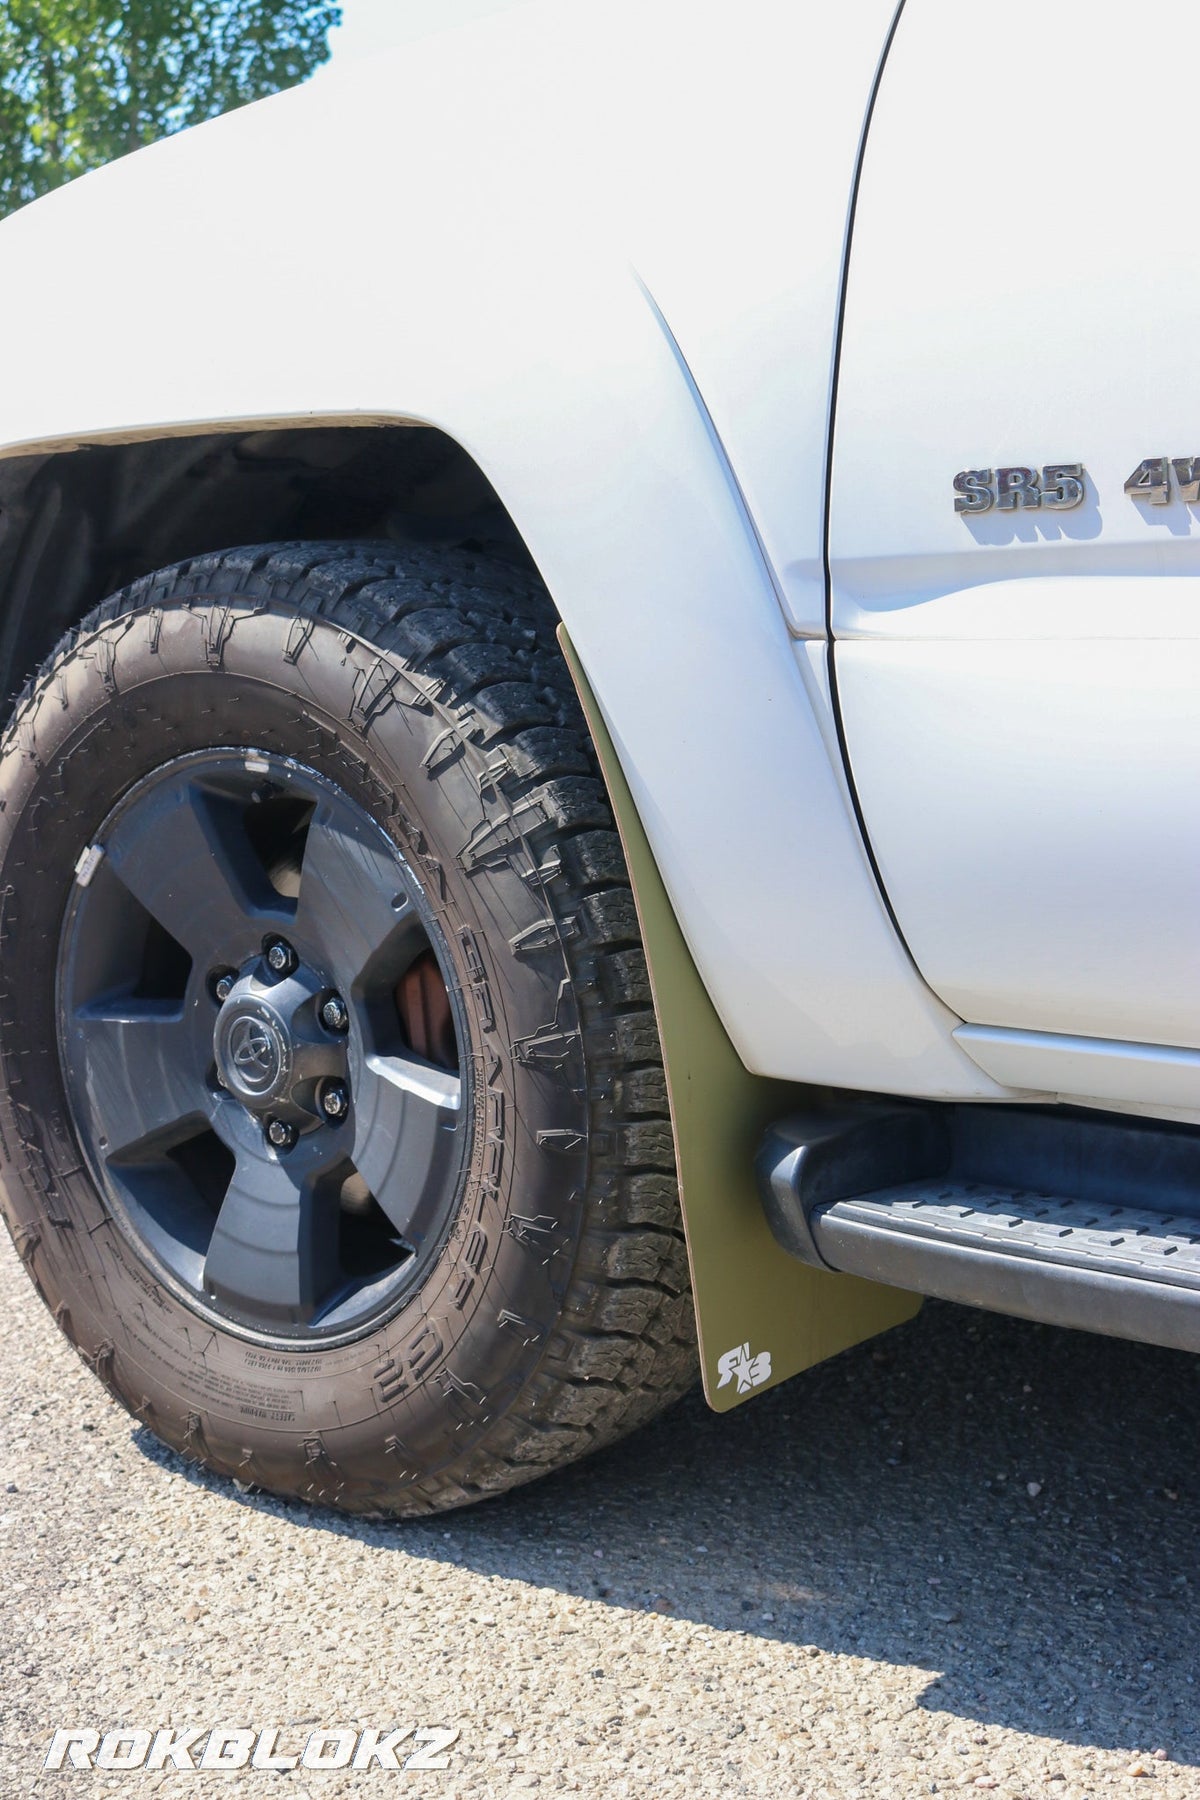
[351, 1052, 463, 1248]
[105, 779, 291, 963]
[203, 1140, 342, 1324]
[292, 803, 417, 991]
[70, 1005, 210, 1160]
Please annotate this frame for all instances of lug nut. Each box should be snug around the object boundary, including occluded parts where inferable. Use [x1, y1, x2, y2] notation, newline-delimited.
[320, 994, 349, 1034]
[212, 970, 236, 1004]
[265, 938, 298, 977]
[266, 1118, 297, 1151]
[320, 1081, 349, 1122]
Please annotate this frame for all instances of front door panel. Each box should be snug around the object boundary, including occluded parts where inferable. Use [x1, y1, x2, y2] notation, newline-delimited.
[829, 0, 1200, 1051]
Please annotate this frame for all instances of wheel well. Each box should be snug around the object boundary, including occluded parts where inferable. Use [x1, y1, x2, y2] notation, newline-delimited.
[0, 423, 532, 707]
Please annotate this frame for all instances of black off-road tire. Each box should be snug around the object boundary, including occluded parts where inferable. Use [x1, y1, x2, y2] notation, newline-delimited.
[0, 542, 696, 1516]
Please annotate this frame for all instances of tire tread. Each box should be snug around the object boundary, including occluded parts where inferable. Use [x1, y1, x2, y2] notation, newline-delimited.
[2, 538, 697, 1517]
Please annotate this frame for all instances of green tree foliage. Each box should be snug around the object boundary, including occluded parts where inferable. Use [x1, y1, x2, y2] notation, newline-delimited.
[0, 1, 341, 216]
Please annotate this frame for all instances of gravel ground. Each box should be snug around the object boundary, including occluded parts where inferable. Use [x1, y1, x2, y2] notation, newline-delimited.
[2, 1228, 1198, 1800]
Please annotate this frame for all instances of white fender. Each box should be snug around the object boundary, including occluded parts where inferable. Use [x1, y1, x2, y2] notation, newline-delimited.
[0, 0, 1004, 1098]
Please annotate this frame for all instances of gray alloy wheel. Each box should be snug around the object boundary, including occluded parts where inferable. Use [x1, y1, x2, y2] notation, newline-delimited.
[58, 748, 470, 1343]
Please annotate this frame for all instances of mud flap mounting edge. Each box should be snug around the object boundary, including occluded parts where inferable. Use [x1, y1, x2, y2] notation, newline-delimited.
[556, 625, 921, 1410]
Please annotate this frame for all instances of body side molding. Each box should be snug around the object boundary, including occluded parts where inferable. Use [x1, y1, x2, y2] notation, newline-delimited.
[955, 1024, 1200, 1116]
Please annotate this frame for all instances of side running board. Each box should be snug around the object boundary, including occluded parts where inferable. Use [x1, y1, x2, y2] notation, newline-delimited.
[757, 1107, 1200, 1354]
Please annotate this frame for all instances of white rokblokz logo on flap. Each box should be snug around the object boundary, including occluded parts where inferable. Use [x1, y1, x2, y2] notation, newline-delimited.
[715, 1342, 772, 1395]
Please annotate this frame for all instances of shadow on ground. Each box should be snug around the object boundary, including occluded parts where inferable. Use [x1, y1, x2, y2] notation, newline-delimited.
[135, 1299, 1200, 1764]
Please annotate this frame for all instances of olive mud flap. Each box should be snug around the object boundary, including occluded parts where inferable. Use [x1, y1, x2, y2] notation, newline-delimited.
[558, 628, 921, 1410]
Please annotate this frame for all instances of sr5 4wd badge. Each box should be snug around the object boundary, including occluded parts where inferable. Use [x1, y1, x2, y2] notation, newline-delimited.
[954, 457, 1200, 513]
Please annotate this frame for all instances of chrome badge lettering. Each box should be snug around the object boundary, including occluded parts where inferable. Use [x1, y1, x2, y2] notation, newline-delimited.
[1124, 457, 1200, 505]
[953, 463, 1086, 515]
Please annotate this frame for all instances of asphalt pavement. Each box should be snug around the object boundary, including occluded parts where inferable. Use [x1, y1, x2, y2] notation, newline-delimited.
[2, 1228, 1198, 1798]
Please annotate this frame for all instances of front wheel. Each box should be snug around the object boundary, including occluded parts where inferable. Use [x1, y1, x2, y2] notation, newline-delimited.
[0, 542, 695, 1516]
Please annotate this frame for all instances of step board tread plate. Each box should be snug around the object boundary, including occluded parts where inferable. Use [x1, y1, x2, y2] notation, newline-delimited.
[811, 1183, 1200, 1354]
[822, 1184, 1200, 1288]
